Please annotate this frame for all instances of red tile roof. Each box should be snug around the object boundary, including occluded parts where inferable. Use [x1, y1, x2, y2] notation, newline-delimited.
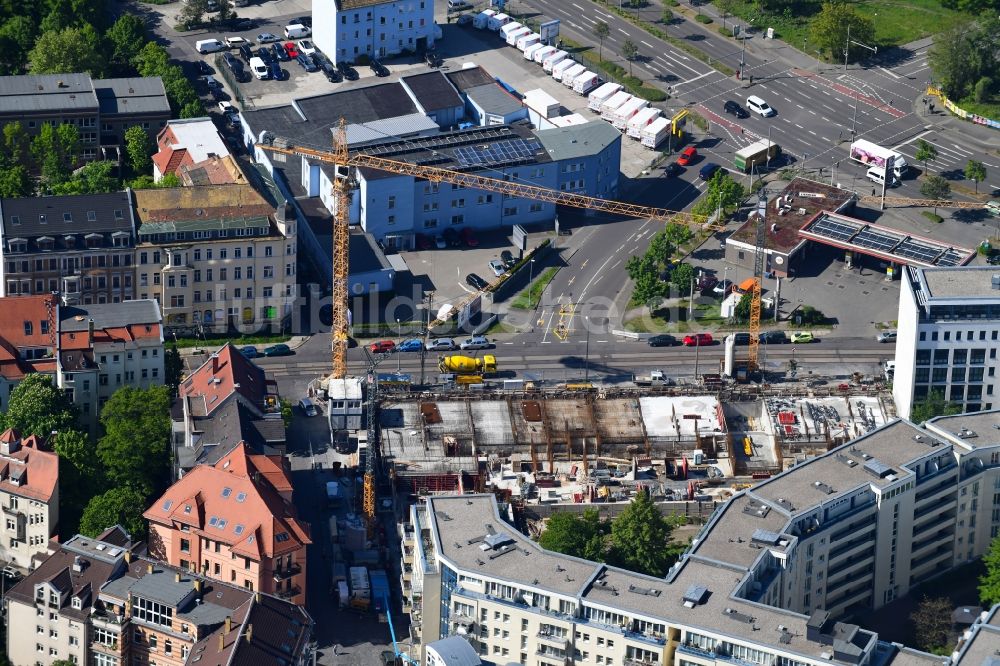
[0, 428, 58, 502]
[144, 442, 310, 559]
[0, 295, 56, 349]
[180, 344, 269, 417]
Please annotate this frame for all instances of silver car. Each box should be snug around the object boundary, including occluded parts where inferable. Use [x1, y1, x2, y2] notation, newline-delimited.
[489, 259, 506, 277]
[460, 336, 490, 350]
[426, 338, 456, 351]
[877, 330, 897, 343]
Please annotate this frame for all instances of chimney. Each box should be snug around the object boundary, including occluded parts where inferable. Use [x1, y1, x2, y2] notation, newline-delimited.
[147, 563, 154, 574]
[245, 624, 253, 643]
[88, 318, 94, 347]
[175, 572, 181, 583]
[211, 353, 220, 374]
[124, 551, 131, 564]
[219, 631, 224, 651]
[254, 592, 260, 604]
[193, 579, 202, 592]
[225, 616, 231, 634]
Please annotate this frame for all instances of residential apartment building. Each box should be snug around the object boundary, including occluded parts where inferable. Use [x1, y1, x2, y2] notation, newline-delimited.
[0, 191, 138, 303]
[152, 117, 246, 186]
[145, 442, 311, 606]
[173, 343, 285, 477]
[404, 414, 1000, 666]
[312, 0, 438, 64]
[0, 428, 58, 571]
[56, 299, 164, 433]
[0, 73, 170, 162]
[132, 183, 297, 335]
[3, 526, 314, 666]
[0, 294, 59, 412]
[893, 266, 1000, 419]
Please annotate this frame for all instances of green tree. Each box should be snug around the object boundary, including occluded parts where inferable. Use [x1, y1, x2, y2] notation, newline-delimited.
[974, 76, 993, 104]
[981, 535, 1000, 606]
[910, 389, 961, 423]
[538, 509, 608, 561]
[28, 26, 103, 75]
[796, 305, 827, 325]
[178, 0, 208, 29]
[716, 0, 736, 27]
[808, 2, 876, 62]
[2, 120, 29, 163]
[215, 1, 236, 25]
[39, 0, 76, 34]
[609, 488, 676, 577]
[1, 373, 77, 437]
[124, 125, 152, 175]
[621, 38, 639, 76]
[646, 229, 675, 266]
[632, 270, 668, 307]
[910, 596, 953, 652]
[128, 172, 181, 189]
[132, 40, 170, 75]
[31, 123, 81, 187]
[595, 21, 610, 61]
[0, 16, 37, 74]
[693, 171, 746, 219]
[964, 159, 987, 194]
[164, 345, 184, 396]
[664, 221, 693, 249]
[661, 7, 673, 24]
[179, 98, 204, 119]
[671, 262, 695, 296]
[53, 429, 103, 536]
[79, 486, 147, 541]
[920, 175, 951, 215]
[0, 164, 32, 197]
[106, 14, 147, 70]
[50, 160, 120, 195]
[915, 139, 938, 173]
[280, 398, 294, 429]
[96, 385, 172, 496]
[733, 292, 752, 322]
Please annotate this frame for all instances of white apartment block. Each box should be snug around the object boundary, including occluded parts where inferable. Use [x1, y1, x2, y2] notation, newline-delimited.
[0, 430, 58, 571]
[312, 0, 438, 65]
[893, 266, 1000, 420]
[404, 413, 1000, 666]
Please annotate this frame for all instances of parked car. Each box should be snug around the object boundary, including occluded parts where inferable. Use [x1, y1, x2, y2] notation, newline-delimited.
[239, 346, 258, 359]
[442, 227, 461, 246]
[790, 331, 815, 344]
[225, 36, 251, 49]
[877, 330, 897, 343]
[255, 47, 273, 61]
[283, 42, 300, 59]
[263, 343, 292, 357]
[291, 16, 312, 28]
[677, 146, 697, 166]
[297, 53, 318, 72]
[197, 61, 213, 75]
[398, 338, 424, 352]
[647, 334, 677, 347]
[731, 333, 751, 345]
[760, 330, 788, 344]
[1, 565, 20, 581]
[321, 61, 342, 82]
[218, 100, 235, 114]
[723, 100, 749, 118]
[298, 39, 317, 55]
[272, 43, 290, 61]
[370, 59, 390, 77]
[426, 338, 457, 351]
[337, 61, 359, 81]
[987, 200, 1000, 217]
[461, 227, 479, 247]
[238, 43, 254, 62]
[697, 274, 718, 291]
[712, 279, 733, 295]
[268, 61, 286, 81]
[699, 163, 723, 180]
[416, 234, 433, 250]
[298, 397, 319, 417]
[466, 273, 488, 290]
[460, 336, 491, 350]
[489, 259, 506, 277]
[369, 340, 396, 353]
[501, 250, 516, 269]
[257, 32, 280, 44]
[989, 254, 1000, 266]
[663, 163, 682, 177]
[434, 236, 447, 249]
[202, 75, 222, 89]
[683, 333, 714, 347]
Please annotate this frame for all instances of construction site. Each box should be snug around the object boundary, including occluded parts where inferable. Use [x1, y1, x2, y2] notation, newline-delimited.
[378, 385, 897, 505]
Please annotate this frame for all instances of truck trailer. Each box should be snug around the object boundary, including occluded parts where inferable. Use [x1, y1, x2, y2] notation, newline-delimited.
[558, 62, 586, 84]
[572, 71, 600, 95]
[612, 96, 649, 130]
[542, 50, 569, 72]
[641, 117, 671, 148]
[533, 45, 557, 64]
[473, 9, 495, 29]
[626, 107, 661, 139]
[600, 91, 633, 120]
[588, 82, 623, 112]
[505, 26, 531, 46]
[734, 139, 781, 172]
[849, 139, 908, 176]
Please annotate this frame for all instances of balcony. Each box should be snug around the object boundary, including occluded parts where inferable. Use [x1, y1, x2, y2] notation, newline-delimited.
[91, 608, 125, 630]
[536, 631, 570, 647]
[915, 478, 956, 505]
[910, 545, 952, 573]
[830, 536, 874, 562]
[827, 550, 875, 581]
[913, 496, 956, 524]
[276, 585, 302, 600]
[272, 563, 302, 582]
[625, 659, 660, 666]
[90, 640, 121, 655]
[830, 516, 877, 544]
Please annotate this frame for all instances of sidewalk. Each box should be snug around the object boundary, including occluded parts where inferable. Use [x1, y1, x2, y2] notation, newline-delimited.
[912, 98, 1000, 156]
[176, 335, 312, 357]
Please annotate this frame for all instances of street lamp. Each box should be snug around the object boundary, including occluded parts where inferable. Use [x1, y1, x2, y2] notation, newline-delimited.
[396, 318, 401, 372]
[528, 259, 536, 309]
[584, 316, 591, 383]
[844, 23, 877, 71]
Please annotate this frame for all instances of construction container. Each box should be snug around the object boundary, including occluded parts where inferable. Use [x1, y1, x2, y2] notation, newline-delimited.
[370, 570, 390, 612]
[349, 566, 370, 600]
[523, 89, 560, 119]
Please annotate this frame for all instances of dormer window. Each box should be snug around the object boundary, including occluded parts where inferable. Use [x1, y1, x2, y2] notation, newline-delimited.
[7, 239, 26, 253]
[85, 233, 101, 249]
[64, 235, 75, 249]
[113, 210, 123, 220]
[38, 214, 46, 224]
[86, 211, 96, 222]
[37, 237, 54, 252]
[10, 215, 19, 225]
[63, 213, 72, 223]
[71, 597, 82, 610]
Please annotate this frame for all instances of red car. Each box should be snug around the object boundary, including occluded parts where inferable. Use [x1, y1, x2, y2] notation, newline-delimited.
[683, 333, 714, 347]
[416, 234, 433, 250]
[369, 340, 396, 353]
[677, 146, 697, 166]
[461, 227, 479, 247]
[283, 42, 299, 59]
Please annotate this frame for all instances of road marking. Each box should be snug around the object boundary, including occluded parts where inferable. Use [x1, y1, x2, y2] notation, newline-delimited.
[821, 136, 831, 143]
[670, 70, 713, 88]
[572, 1, 585, 9]
[619, 28, 629, 35]
[596, 10, 612, 18]
[796, 104, 804, 109]
[877, 66, 902, 80]
[641, 40, 654, 48]
[808, 130, 817, 136]
[795, 123, 804, 129]
[503, 342, 514, 345]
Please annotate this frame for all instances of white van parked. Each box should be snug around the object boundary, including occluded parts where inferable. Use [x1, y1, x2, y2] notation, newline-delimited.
[196, 38, 225, 54]
[284, 24, 311, 39]
[866, 166, 899, 187]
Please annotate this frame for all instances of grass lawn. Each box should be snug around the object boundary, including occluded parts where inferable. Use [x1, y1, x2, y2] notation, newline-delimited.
[484, 319, 519, 335]
[510, 267, 559, 310]
[956, 96, 1000, 122]
[623, 301, 725, 333]
[170, 332, 292, 349]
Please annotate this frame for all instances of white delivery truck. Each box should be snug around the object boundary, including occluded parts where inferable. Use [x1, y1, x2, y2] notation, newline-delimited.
[551, 58, 577, 81]
[612, 96, 649, 130]
[499, 21, 523, 42]
[523, 89, 560, 119]
[573, 71, 600, 94]
[849, 138, 908, 177]
[600, 91, 633, 121]
[627, 107, 661, 139]
[516, 32, 541, 52]
[473, 9, 496, 29]
[523, 42, 544, 61]
[542, 50, 569, 72]
[533, 45, 557, 64]
[588, 82, 622, 112]
[505, 26, 531, 46]
[559, 63, 586, 85]
[641, 117, 671, 148]
[488, 12, 511, 31]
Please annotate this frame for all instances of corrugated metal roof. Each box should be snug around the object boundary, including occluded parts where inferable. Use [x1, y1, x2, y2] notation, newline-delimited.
[345, 113, 439, 145]
[536, 120, 621, 161]
[465, 82, 524, 116]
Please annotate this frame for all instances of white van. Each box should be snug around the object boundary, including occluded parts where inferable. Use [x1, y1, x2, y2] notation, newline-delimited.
[196, 39, 225, 54]
[284, 24, 311, 39]
[249, 57, 269, 80]
[866, 166, 898, 187]
[746, 95, 775, 117]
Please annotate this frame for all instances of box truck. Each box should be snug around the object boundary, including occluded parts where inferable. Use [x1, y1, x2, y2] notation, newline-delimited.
[505, 26, 531, 46]
[516, 32, 541, 52]
[641, 117, 671, 148]
[849, 138, 908, 176]
[533, 45, 557, 64]
[612, 96, 649, 129]
[488, 12, 511, 31]
[572, 71, 600, 94]
[734, 139, 781, 172]
[523, 42, 544, 61]
[559, 62, 586, 85]
[473, 9, 496, 29]
[542, 50, 569, 72]
[551, 58, 577, 81]
[523, 89, 560, 119]
[600, 91, 633, 120]
[588, 82, 622, 112]
[627, 107, 661, 138]
[499, 21, 523, 41]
